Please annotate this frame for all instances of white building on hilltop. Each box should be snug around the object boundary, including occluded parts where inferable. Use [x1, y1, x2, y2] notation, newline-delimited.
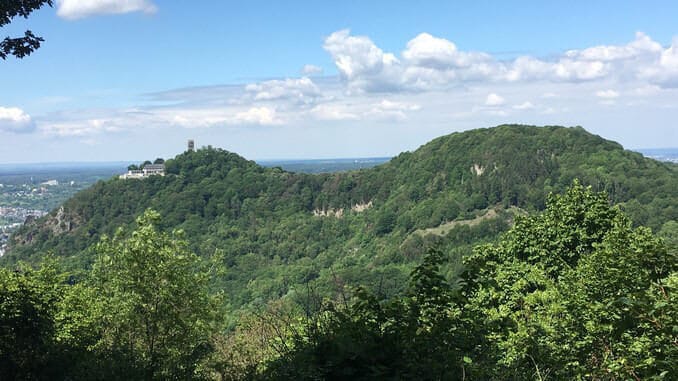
[120, 164, 165, 179]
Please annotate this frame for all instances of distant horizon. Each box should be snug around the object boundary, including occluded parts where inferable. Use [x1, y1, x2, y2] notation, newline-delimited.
[1, 147, 676, 168]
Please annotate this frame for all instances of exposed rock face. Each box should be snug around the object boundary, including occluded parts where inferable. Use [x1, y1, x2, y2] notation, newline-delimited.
[313, 201, 373, 218]
[12, 206, 81, 246]
[351, 201, 373, 212]
[312, 208, 344, 218]
[471, 163, 485, 176]
[50, 206, 76, 235]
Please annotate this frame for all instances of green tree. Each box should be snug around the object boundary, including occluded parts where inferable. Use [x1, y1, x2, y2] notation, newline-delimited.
[1, 0, 53, 60]
[462, 182, 676, 379]
[91, 209, 219, 380]
[0, 258, 64, 379]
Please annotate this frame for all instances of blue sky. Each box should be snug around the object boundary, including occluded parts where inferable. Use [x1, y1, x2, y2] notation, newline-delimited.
[1, 0, 677, 163]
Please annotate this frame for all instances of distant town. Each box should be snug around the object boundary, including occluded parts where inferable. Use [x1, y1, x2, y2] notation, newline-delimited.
[0, 206, 48, 256]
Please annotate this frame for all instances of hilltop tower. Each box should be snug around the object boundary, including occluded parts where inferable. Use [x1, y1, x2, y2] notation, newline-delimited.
[188, 139, 195, 152]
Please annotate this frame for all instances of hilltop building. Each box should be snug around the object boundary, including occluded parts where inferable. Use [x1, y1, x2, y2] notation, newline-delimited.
[188, 139, 195, 152]
[120, 164, 165, 179]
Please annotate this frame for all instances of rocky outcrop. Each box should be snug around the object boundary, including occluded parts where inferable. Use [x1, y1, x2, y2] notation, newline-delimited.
[313, 201, 373, 218]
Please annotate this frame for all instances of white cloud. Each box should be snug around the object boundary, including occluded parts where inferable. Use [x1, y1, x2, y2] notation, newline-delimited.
[640, 36, 678, 87]
[402, 33, 492, 70]
[245, 77, 320, 103]
[301, 64, 323, 75]
[323, 29, 402, 92]
[40, 118, 120, 136]
[308, 99, 420, 122]
[323, 30, 678, 92]
[57, 0, 157, 20]
[565, 32, 662, 61]
[234, 107, 282, 125]
[309, 104, 359, 121]
[513, 101, 535, 110]
[485, 93, 505, 106]
[595, 90, 620, 99]
[366, 100, 421, 121]
[0, 107, 35, 133]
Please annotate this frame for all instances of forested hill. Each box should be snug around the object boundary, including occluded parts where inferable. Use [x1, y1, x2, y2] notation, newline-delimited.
[4, 125, 677, 310]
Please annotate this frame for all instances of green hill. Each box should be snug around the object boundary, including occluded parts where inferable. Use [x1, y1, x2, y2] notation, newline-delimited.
[4, 125, 677, 313]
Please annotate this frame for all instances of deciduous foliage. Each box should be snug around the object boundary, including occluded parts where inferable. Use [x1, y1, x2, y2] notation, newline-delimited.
[461, 182, 676, 379]
[1, 210, 224, 380]
[0, 258, 62, 379]
[255, 183, 675, 380]
[91, 209, 219, 380]
[7, 126, 677, 326]
[1, 0, 53, 60]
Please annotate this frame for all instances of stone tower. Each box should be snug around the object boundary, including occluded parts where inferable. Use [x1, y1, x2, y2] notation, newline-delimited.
[188, 139, 195, 152]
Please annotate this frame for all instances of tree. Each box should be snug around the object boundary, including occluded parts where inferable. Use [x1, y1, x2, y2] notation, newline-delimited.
[461, 181, 676, 379]
[153, 158, 165, 165]
[0, 258, 65, 379]
[260, 248, 471, 380]
[127, 164, 139, 171]
[1, 0, 53, 60]
[91, 209, 219, 380]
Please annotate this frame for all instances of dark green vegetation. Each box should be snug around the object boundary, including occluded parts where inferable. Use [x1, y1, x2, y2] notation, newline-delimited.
[1, 183, 674, 379]
[6, 126, 677, 309]
[252, 184, 676, 380]
[1, 211, 220, 380]
[1, 125, 677, 379]
[1, 0, 53, 60]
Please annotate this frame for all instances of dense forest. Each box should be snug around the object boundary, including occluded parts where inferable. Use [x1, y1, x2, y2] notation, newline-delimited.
[1, 183, 675, 379]
[1, 125, 676, 379]
[5, 125, 676, 312]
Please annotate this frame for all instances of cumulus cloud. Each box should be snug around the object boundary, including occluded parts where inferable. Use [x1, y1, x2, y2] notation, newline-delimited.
[565, 32, 662, 61]
[639, 36, 678, 87]
[402, 33, 493, 70]
[301, 64, 323, 75]
[322, 30, 678, 92]
[485, 93, 505, 106]
[57, 0, 157, 20]
[323, 29, 402, 92]
[0, 107, 35, 133]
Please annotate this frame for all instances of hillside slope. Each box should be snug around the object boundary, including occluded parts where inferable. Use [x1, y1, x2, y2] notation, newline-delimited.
[4, 125, 677, 311]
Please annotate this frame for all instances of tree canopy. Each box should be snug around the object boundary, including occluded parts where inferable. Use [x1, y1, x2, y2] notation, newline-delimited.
[0, 210, 221, 380]
[1, 0, 53, 60]
[1, 183, 675, 379]
[244, 182, 676, 380]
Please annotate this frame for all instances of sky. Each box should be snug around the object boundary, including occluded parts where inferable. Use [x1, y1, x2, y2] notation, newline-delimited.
[1, 0, 677, 164]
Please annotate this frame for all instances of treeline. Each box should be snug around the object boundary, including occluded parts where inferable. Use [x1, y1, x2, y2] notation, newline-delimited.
[1, 184, 675, 379]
